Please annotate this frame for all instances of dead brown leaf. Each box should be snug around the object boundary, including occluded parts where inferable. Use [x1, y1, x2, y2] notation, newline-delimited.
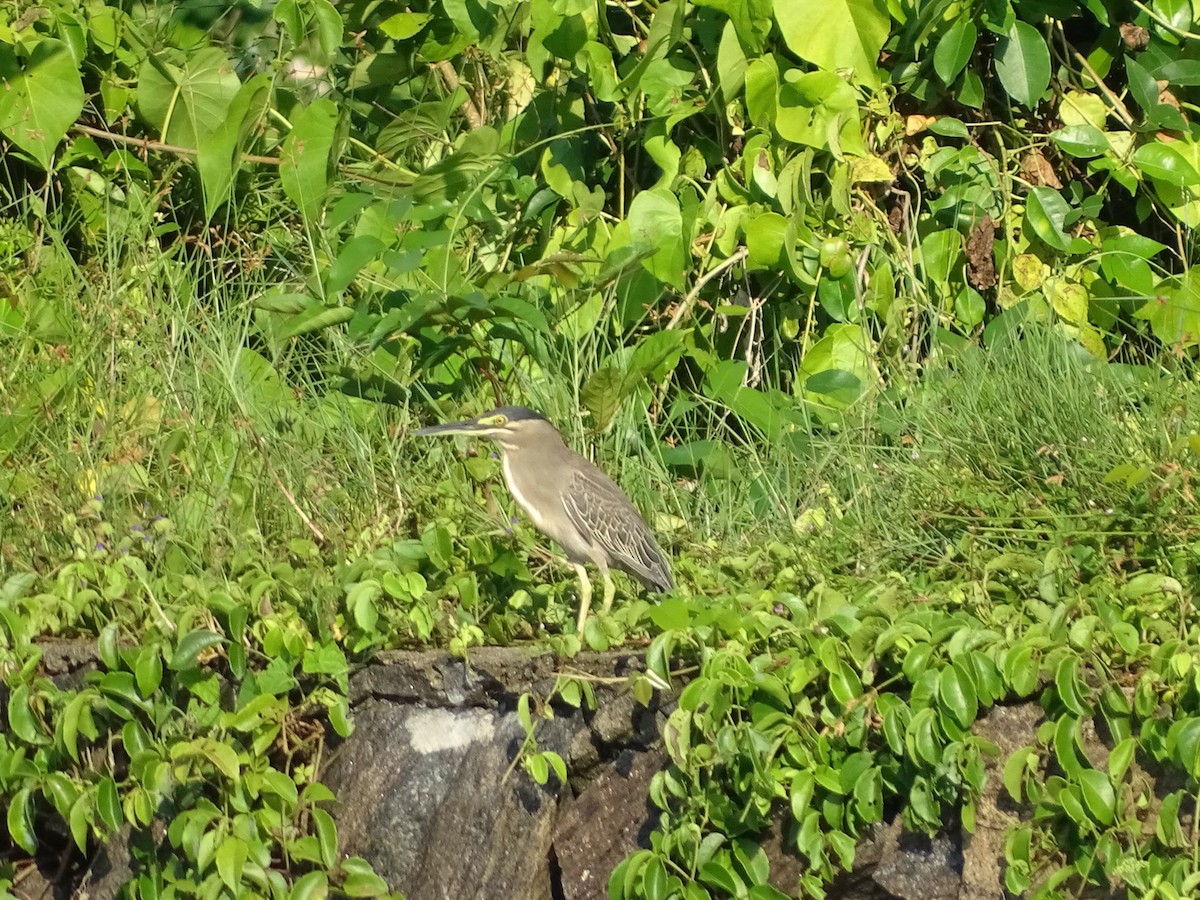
[966, 215, 997, 290]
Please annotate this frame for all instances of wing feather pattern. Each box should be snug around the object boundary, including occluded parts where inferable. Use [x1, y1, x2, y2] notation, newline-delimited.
[562, 466, 673, 592]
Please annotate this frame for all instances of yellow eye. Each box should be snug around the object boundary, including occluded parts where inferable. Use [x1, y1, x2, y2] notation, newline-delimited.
[481, 414, 507, 426]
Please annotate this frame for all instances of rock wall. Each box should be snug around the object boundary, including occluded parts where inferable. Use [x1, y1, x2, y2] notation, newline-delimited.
[17, 645, 1041, 900]
[323, 648, 1022, 900]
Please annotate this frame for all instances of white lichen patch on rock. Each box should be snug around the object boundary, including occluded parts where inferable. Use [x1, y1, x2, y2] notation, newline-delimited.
[405, 708, 496, 753]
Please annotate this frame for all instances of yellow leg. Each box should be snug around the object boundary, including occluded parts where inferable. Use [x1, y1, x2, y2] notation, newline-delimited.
[573, 563, 593, 633]
[600, 570, 616, 614]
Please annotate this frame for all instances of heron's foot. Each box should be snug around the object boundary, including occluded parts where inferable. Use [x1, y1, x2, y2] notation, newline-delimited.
[599, 571, 616, 615]
[573, 563, 593, 634]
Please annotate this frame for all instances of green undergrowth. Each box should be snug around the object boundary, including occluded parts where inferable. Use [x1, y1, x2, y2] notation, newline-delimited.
[5, 0, 1200, 893]
[4, 286, 1200, 897]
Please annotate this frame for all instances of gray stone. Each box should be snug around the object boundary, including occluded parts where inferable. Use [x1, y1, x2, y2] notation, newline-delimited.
[324, 699, 575, 900]
[553, 749, 666, 900]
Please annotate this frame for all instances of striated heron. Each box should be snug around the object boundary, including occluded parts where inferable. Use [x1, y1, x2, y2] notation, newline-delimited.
[414, 406, 673, 632]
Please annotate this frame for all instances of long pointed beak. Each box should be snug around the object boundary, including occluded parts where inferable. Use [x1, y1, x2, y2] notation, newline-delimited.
[413, 418, 485, 437]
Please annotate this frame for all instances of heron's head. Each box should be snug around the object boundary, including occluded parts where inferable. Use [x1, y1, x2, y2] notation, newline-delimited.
[413, 406, 559, 452]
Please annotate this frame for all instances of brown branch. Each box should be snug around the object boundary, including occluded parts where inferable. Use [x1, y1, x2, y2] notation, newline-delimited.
[432, 60, 484, 130]
[71, 123, 281, 165]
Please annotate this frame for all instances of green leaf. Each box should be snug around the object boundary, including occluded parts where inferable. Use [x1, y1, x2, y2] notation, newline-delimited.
[138, 47, 241, 149]
[745, 212, 787, 268]
[1132, 142, 1200, 187]
[642, 858, 668, 900]
[313, 808, 338, 869]
[699, 860, 744, 894]
[1052, 716, 1084, 776]
[196, 74, 272, 220]
[97, 776, 123, 832]
[716, 21, 748, 99]
[7, 787, 37, 854]
[748, 886, 792, 900]
[994, 21, 1050, 108]
[544, 750, 568, 784]
[1135, 268, 1200, 348]
[69, 796, 89, 852]
[170, 628, 226, 671]
[1054, 655, 1090, 716]
[906, 707, 941, 766]
[378, 11, 432, 39]
[1025, 187, 1073, 252]
[172, 738, 241, 781]
[774, 70, 864, 154]
[744, 57, 778, 127]
[97, 623, 121, 670]
[216, 836, 248, 891]
[276, 306, 355, 341]
[1077, 769, 1115, 825]
[8, 684, 46, 745]
[526, 752, 549, 784]
[929, 117, 969, 139]
[581, 366, 624, 432]
[1050, 124, 1109, 159]
[1058, 784, 1090, 829]
[43, 772, 80, 819]
[349, 580, 380, 633]
[773, 0, 888, 87]
[280, 99, 339, 227]
[0, 39, 86, 169]
[627, 188, 686, 290]
[135, 648, 163, 697]
[938, 662, 979, 729]
[255, 291, 316, 315]
[1171, 717, 1200, 779]
[342, 871, 390, 898]
[933, 20, 977, 85]
[918, 229, 962, 283]
[1003, 747, 1036, 802]
[290, 871, 329, 900]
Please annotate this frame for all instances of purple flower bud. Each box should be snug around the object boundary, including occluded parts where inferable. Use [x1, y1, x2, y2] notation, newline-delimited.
[94, 542, 106, 551]
[131, 524, 144, 533]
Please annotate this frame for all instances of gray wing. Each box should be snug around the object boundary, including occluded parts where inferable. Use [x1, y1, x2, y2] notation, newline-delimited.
[562, 465, 674, 592]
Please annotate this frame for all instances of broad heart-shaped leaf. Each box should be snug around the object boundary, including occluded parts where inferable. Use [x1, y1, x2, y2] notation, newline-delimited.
[695, 0, 773, 53]
[775, 70, 864, 154]
[627, 188, 686, 290]
[933, 20, 977, 85]
[773, 0, 888, 87]
[280, 99, 339, 227]
[1135, 268, 1200, 348]
[994, 20, 1049, 108]
[0, 39, 85, 170]
[196, 74, 272, 221]
[745, 211, 787, 268]
[137, 47, 241, 149]
[703, 359, 803, 437]
[796, 323, 873, 409]
[918, 228, 962, 284]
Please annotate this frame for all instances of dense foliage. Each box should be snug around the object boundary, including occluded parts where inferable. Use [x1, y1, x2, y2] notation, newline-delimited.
[1, 0, 1200, 898]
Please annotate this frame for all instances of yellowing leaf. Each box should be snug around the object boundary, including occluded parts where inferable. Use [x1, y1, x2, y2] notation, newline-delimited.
[773, 0, 888, 87]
